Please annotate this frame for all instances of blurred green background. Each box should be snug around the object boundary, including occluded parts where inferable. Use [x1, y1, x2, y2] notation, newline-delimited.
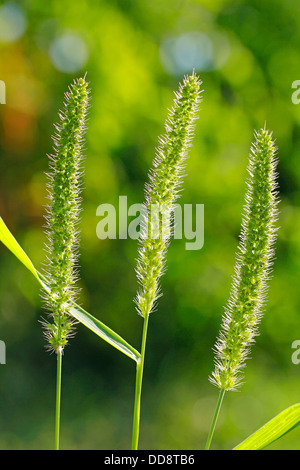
[0, 0, 300, 450]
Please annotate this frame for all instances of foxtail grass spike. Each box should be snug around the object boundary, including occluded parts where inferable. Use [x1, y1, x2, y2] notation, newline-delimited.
[42, 77, 90, 354]
[210, 127, 279, 391]
[131, 73, 202, 450]
[135, 73, 203, 319]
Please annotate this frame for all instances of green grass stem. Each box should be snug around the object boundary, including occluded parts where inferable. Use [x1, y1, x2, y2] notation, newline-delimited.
[205, 389, 225, 450]
[55, 350, 63, 450]
[131, 315, 149, 450]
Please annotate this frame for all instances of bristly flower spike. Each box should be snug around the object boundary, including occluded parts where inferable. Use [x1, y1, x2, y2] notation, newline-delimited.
[135, 72, 203, 319]
[131, 73, 203, 450]
[42, 76, 90, 354]
[210, 127, 279, 392]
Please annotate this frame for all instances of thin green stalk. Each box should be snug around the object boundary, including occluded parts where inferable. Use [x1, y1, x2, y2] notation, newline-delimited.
[131, 315, 149, 450]
[205, 389, 225, 450]
[132, 74, 202, 449]
[42, 77, 89, 449]
[55, 350, 63, 450]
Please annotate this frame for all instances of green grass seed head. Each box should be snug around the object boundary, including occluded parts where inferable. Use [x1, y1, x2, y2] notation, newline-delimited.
[135, 73, 203, 318]
[210, 127, 279, 391]
[42, 76, 90, 354]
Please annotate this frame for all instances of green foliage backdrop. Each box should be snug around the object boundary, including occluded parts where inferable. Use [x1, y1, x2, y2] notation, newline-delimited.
[0, 0, 300, 449]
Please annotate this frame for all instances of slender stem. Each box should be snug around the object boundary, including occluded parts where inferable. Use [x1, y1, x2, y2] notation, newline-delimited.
[205, 389, 225, 450]
[55, 350, 63, 450]
[131, 314, 149, 450]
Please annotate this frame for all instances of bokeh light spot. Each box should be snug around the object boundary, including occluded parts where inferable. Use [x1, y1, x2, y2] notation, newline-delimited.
[160, 31, 230, 75]
[49, 32, 89, 73]
[0, 2, 27, 43]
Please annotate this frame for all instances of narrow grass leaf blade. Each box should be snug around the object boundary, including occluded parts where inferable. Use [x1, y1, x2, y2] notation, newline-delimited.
[36, 273, 140, 361]
[0, 217, 47, 288]
[233, 403, 300, 450]
[68, 305, 140, 362]
[0, 217, 140, 362]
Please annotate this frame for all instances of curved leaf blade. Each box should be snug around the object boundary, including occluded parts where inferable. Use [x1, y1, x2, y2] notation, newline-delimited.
[0, 216, 140, 363]
[68, 304, 140, 362]
[233, 403, 300, 450]
[36, 272, 140, 362]
[0, 217, 43, 286]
